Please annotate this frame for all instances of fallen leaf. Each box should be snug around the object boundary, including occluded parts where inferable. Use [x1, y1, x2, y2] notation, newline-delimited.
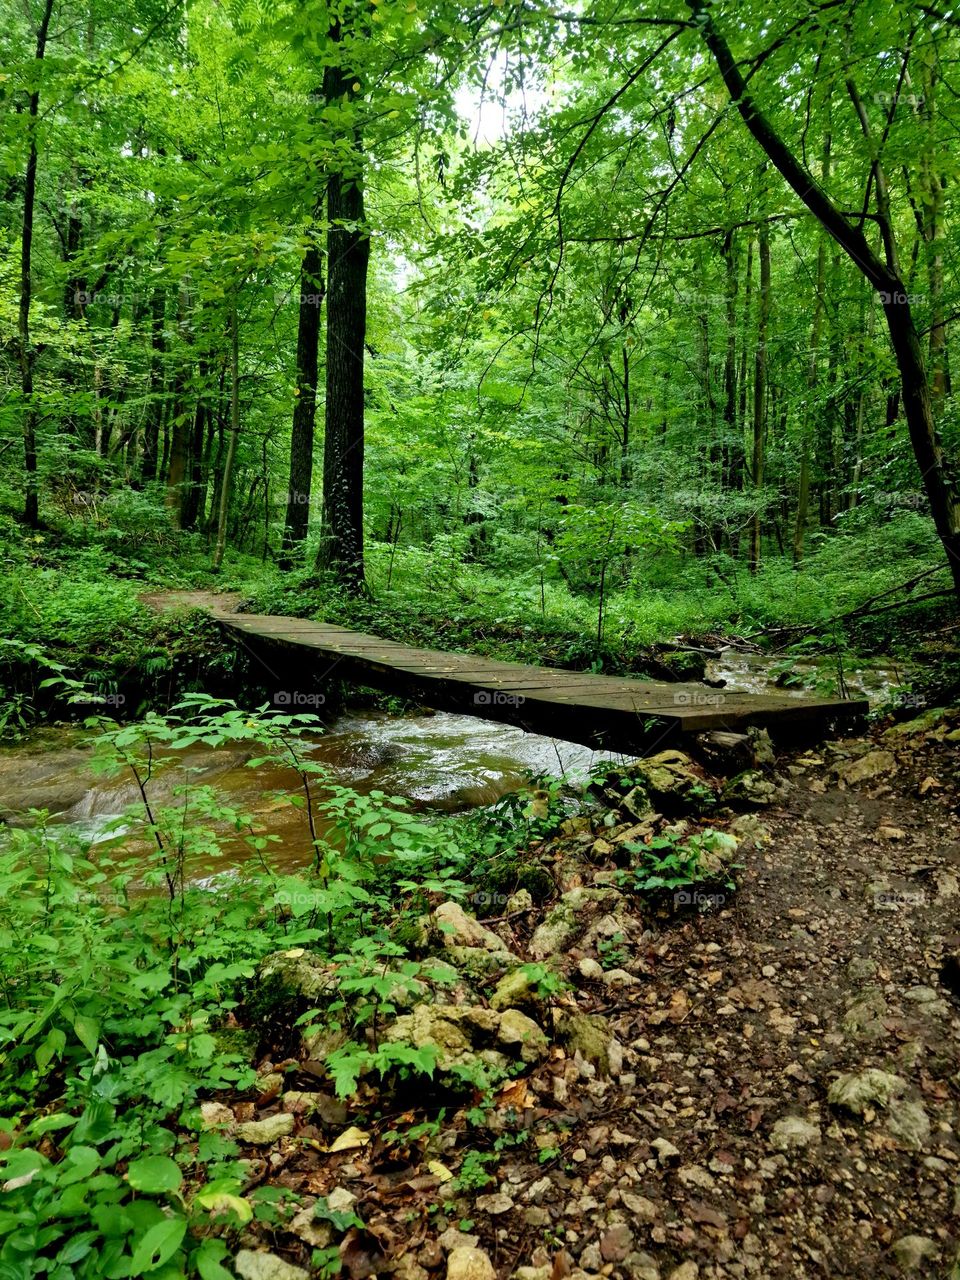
[328, 1126, 371, 1153]
[550, 1251, 574, 1280]
[497, 1078, 533, 1109]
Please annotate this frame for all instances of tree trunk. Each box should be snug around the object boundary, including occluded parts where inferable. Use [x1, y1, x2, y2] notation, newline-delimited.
[749, 212, 770, 573]
[16, 0, 56, 528]
[316, 46, 369, 593]
[212, 298, 240, 573]
[720, 228, 741, 495]
[141, 286, 166, 483]
[793, 238, 826, 562]
[280, 229, 324, 564]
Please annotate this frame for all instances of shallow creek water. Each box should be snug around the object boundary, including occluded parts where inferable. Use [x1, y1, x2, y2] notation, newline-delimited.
[0, 711, 615, 879]
[0, 650, 910, 881]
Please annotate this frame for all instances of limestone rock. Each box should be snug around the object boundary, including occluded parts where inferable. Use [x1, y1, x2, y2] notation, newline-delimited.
[842, 988, 888, 1038]
[529, 900, 578, 959]
[651, 1137, 681, 1165]
[235, 1113, 295, 1144]
[886, 1099, 931, 1150]
[475, 1191, 514, 1214]
[529, 886, 624, 959]
[200, 1101, 235, 1130]
[667, 1265, 699, 1280]
[446, 1247, 496, 1280]
[620, 1192, 658, 1222]
[234, 1251, 309, 1280]
[769, 1115, 821, 1150]
[288, 1204, 334, 1248]
[435, 902, 510, 953]
[490, 966, 539, 1011]
[496, 1008, 549, 1062]
[633, 750, 717, 814]
[438, 1227, 480, 1252]
[555, 1011, 617, 1075]
[839, 750, 896, 785]
[828, 1068, 906, 1115]
[728, 813, 772, 847]
[600, 1224, 633, 1262]
[891, 1235, 939, 1271]
[722, 769, 782, 808]
[883, 707, 950, 738]
[446, 945, 515, 979]
[256, 949, 337, 1003]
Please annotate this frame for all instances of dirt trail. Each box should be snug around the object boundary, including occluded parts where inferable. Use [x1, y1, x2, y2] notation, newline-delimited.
[139, 590, 245, 615]
[212, 717, 960, 1280]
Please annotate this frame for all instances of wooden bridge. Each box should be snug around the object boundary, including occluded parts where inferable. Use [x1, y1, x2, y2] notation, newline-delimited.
[197, 602, 867, 755]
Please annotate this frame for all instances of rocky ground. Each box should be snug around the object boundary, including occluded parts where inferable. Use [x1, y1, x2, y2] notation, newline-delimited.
[205, 709, 960, 1280]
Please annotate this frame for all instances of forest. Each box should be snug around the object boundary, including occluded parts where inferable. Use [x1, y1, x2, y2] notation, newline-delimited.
[1, 0, 959, 1277]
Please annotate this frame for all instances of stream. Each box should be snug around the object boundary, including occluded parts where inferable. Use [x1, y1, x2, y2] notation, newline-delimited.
[0, 649, 912, 881]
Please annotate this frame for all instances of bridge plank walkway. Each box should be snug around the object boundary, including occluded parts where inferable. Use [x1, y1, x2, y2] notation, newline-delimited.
[208, 605, 867, 754]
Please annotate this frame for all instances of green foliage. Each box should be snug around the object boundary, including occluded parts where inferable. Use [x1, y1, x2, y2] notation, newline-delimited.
[0, 700, 475, 1275]
[618, 829, 740, 907]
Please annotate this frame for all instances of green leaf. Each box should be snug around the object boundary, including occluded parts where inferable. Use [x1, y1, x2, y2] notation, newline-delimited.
[129, 1216, 187, 1273]
[72, 1015, 100, 1055]
[126, 1155, 183, 1195]
[36, 1027, 66, 1071]
[58, 1146, 101, 1186]
[193, 1238, 233, 1280]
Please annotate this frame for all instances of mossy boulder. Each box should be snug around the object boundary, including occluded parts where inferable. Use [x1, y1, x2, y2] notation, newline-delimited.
[553, 1011, 617, 1075]
[722, 769, 783, 809]
[384, 1002, 549, 1074]
[489, 964, 556, 1011]
[632, 751, 718, 815]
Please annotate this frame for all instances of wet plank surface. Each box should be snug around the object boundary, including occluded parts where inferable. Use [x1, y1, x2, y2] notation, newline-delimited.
[213, 610, 868, 755]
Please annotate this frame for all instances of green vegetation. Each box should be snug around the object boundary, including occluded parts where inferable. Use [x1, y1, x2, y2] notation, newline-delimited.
[2, 0, 960, 1272]
[0, 702, 471, 1276]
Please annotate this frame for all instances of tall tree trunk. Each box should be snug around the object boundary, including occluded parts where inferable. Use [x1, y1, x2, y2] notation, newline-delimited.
[212, 298, 240, 573]
[181, 360, 209, 530]
[316, 46, 369, 593]
[141, 286, 166, 483]
[689, 0, 960, 595]
[720, 228, 740, 498]
[793, 238, 826, 563]
[749, 212, 770, 574]
[16, 0, 56, 528]
[166, 290, 193, 526]
[918, 50, 947, 408]
[280, 227, 324, 564]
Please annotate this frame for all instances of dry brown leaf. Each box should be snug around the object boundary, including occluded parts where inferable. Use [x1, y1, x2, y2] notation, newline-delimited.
[328, 1126, 371, 1153]
[550, 1250, 574, 1280]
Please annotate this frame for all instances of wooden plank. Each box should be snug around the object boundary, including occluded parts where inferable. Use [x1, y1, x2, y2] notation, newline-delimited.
[218, 613, 867, 751]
